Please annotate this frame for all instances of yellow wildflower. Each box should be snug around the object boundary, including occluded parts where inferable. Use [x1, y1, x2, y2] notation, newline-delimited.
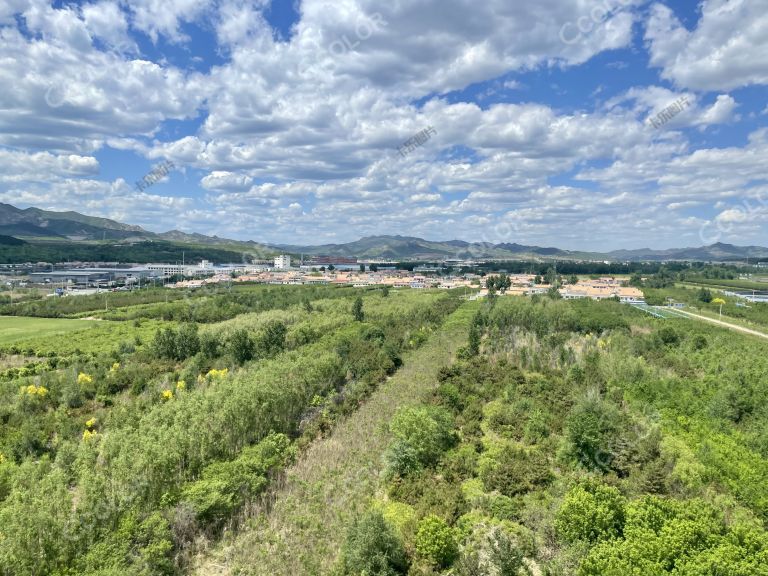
[176, 380, 186, 391]
[162, 389, 173, 401]
[21, 384, 48, 397]
[206, 368, 229, 380]
[85, 418, 97, 429]
[0, 453, 5, 464]
[82, 429, 98, 442]
[77, 373, 93, 386]
[109, 363, 120, 373]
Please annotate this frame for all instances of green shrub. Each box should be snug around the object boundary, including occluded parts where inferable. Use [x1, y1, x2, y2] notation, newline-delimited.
[385, 406, 455, 478]
[342, 510, 408, 576]
[555, 480, 626, 544]
[414, 514, 458, 568]
[478, 441, 551, 497]
[229, 329, 254, 365]
[454, 525, 526, 576]
[563, 390, 625, 472]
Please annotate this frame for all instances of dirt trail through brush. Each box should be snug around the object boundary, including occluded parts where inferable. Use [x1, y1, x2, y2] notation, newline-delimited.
[191, 303, 475, 576]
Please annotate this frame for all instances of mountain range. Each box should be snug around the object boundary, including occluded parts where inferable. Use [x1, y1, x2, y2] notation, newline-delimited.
[1, 202, 767, 263]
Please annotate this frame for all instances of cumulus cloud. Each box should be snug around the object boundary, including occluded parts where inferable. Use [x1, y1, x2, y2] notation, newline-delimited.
[646, 1, 768, 91]
[0, 0, 766, 248]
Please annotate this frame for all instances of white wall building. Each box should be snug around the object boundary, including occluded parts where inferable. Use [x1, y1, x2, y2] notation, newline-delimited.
[274, 255, 292, 269]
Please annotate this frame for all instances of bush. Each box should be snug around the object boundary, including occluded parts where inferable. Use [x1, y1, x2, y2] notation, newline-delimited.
[342, 510, 408, 576]
[199, 332, 222, 358]
[563, 390, 625, 472]
[478, 441, 551, 497]
[229, 329, 255, 365]
[455, 525, 526, 576]
[414, 514, 458, 568]
[152, 323, 200, 360]
[658, 326, 680, 346]
[555, 480, 626, 544]
[255, 320, 287, 358]
[385, 407, 455, 477]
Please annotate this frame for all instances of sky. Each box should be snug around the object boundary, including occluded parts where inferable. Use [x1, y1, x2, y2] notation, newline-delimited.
[1, 0, 767, 250]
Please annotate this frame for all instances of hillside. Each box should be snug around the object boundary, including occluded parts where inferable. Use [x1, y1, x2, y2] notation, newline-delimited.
[275, 235, 602, 261]
[2, 203, 768, 263]
[0, 202, 147, 240]
[608, 242, 768, 262]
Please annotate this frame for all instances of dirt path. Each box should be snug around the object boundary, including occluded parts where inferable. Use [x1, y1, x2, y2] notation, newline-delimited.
[674, 309, 768, 341]
[191, 303, 476, 576]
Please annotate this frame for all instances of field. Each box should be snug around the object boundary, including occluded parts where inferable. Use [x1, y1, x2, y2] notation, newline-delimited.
[0, 315, 96, 345]
[2, 282, 768, 575]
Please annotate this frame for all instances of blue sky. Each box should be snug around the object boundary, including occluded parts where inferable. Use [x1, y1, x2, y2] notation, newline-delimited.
[1, 0, 767, 250]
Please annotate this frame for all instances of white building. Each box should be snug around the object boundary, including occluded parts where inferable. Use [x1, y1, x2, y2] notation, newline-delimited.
[274, 255, 292, 270]
[146, 264, 187, 277]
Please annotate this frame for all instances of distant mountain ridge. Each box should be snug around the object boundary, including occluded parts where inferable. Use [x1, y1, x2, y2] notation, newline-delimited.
[1, 203, 767, 262]
[274, 235, 602, 261]
[0, 202, 146, 240]
[0, 203, 273, 256]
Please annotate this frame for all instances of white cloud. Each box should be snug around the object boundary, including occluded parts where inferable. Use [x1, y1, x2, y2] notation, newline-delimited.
[0, 0, 766, 249]
[646, 1, 768, 91]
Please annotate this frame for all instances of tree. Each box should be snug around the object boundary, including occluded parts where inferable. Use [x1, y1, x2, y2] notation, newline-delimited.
[352, 297, 364, 322]
[467, 324, 481, 357]
[547, 286, 562, 300]
[342, 510, 408, 575]
[563, 390, 624, 472]
[497, 273, 511, 294]
[712, 297, 726, 319]
[229, 329, 255, 365]
[370, 264, 379, 272]
[256, 320, 287, 357]
[697, 287, 713, 303]
[175, 323, 200, 360]
[386, 406, 455, 476]
[629, 272, 643, 287]
[359, 264, 366, 272]
[569, 274, 579, 285]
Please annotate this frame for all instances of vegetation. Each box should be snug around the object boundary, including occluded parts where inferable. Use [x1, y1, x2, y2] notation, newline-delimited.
[0, 239, 257, 264]
[0, 287, 463, 575]
[3, 281, 768, 575]
[333, 295, 768, 574]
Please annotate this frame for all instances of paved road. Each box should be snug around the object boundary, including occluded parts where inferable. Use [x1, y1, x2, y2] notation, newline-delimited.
[673, 309, 768, 341]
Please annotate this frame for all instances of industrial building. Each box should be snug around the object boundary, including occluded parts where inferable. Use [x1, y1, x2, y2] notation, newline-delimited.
[274, 255, 292, 269]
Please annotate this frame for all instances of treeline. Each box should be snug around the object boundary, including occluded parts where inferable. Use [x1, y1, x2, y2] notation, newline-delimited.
[0, 240, 250, 264]
[0, 285, 363, 322]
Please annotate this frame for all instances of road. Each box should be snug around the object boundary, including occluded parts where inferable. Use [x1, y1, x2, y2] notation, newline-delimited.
[672, 309, 768, 341]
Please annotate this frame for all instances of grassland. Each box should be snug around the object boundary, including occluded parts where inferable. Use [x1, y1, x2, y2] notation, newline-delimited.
[0, 315, 96, 345]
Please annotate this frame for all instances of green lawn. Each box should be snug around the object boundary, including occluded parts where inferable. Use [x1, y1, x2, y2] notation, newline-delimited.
[0, 316, 97, 346]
